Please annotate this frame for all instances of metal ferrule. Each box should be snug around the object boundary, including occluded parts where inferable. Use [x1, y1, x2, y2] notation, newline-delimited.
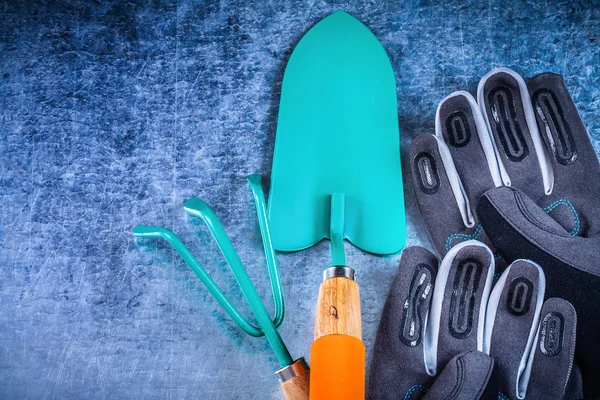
[275, 357, 309, 384]
[323, 266, 356, 282]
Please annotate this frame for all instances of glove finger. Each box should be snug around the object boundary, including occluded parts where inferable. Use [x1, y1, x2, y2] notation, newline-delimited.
[436, 91, 502, 211]
[485, 259, 546, 400]
[525, 298, 578, 400]
[477, 186, 600, 397]
[527, 72, 600, 236]
[422, 351, 494, 400]
[424, 241, 495, 376]
[368, 246, 439, 399]
[410, 134, 482, 257]
[477, 67, 552, 201]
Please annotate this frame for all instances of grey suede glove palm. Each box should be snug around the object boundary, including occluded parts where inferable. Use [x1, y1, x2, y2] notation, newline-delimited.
[368, 242, 579, 400]
[410, 68, 600, 397]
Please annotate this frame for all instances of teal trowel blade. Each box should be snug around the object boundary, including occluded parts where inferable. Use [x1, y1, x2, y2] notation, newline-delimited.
[267, 11, 406, 255]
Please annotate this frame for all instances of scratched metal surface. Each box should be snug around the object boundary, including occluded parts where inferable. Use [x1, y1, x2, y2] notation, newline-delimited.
[1, 1, 599, 398]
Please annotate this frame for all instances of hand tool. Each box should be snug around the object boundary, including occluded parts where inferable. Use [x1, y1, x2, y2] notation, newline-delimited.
[266, 11, 407, 399]
[133, 175, 309, 400]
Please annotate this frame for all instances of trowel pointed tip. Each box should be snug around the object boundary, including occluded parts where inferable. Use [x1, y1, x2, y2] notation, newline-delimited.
[320, 10, 366, 28]
[301, 10, 382, 56]
[330, 10, 353, 18]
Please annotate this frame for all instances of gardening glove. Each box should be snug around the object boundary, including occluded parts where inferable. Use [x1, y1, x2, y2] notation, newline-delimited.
[368, 242, 579, 400]
[368, 243, 495, 400]
[410, 67, 600, 397]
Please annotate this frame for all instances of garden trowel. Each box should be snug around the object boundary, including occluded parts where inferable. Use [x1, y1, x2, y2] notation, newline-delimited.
[266, 11, 406, 399]
[268, 10, 405, 262]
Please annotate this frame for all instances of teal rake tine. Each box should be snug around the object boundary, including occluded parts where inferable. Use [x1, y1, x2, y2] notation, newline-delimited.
[133, 175, 292, 367]
[132, 225, 264, 337]
[246, 174, 284, 327]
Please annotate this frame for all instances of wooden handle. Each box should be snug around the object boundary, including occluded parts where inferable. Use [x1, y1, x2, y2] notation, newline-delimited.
[281, 368, 310, 400]
[277, 358, 310, 400]
[314, 271, 362, 340]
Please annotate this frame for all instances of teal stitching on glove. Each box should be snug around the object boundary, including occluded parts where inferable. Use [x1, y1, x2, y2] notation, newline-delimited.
[542, 199, 581, 236]
[404, 385, 428, 400]
[445, 198, 580, 254]
[445, 224, 483, 252]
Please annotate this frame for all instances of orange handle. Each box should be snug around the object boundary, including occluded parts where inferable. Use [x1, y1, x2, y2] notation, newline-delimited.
[309, 334, 365, 400]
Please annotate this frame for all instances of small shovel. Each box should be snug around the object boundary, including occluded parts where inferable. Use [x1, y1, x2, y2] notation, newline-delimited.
[267, 11, 406, 399]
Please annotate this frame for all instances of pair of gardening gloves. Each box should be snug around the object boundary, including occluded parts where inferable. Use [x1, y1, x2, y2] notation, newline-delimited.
[369, 68, 600, 399]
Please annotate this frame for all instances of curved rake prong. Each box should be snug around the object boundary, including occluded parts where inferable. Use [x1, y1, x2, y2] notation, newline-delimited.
[132, 225, 264, 337]
[184, 174, 284, 329]
[133, 175, 293, 367]
[246, 174, 284, 327]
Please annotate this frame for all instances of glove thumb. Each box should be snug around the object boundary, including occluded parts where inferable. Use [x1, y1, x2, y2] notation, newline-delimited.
[477, 186, 600, 396]
[422, 351, 494, 400]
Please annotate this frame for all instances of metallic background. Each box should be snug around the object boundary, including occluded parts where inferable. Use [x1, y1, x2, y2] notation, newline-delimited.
[2, 1, 599, 398]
